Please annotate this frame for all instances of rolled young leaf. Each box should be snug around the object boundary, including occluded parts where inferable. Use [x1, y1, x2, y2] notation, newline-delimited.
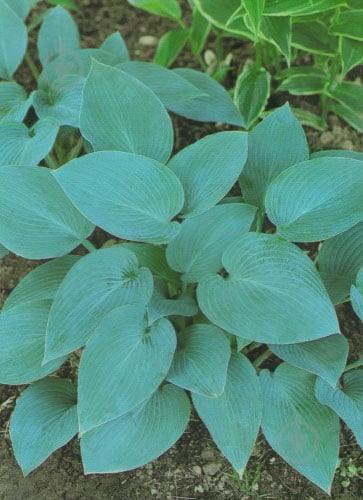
[192, 352, 262, 476]
[315, 370, 363, 448]
[166, 203, 256, 283]
[239, 103, 309, 209]
[54, 151, 184, 244]
[167, 324, 231, 397]
[0, 118, 59, 166]
[0, 166, 94, 259]
[78, 304, 176, 432]
[265, 157, 363, 242]
[81, 384, 190, 473]
[168, 131, 248, 217]
[317, 222, 363, 304]
[80, 61, 173, 163]
[197, 233, 339, 344]
[269, 334, 349, 387]
[0, 0, 27, 80]
[45, 246, 153, 361]
[260, 364, 340, 494]
[10, 377, 78, 476]
[0, 300, 67, 385]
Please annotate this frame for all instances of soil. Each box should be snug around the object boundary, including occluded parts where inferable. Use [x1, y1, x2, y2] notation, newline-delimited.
[1, 0, 363, 498]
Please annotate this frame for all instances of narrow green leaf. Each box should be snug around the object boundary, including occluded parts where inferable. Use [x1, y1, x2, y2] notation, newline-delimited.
[292, 21, 336, 56]
[80, 61, 173, 163]
[154, 29, 189, 67]
[315, 370, 363, 448]
[147, 278, 197, 324]
[167, 324, 231, 397]
[260, 364, 340, 493]
[266, 157, 363, 242]
[264, 0, 343, 16]
[127, 0, 181, 19]
[0, 82, 31, 123]
[197, 233, 339, 344]
[169, 68, 245, 126]
[117, 61, 205, 107]
[78, 304, 176, 432]
[330, 10, 363, 41]
[278, 72, 328, 95]
[332, 102, 363, 133]
[46, 0, 78, 10]
[0, 0, 27, 79]
[0, 119, 58, 166]
[239, 103, 309, 209]
[45, 246, 153, 361]
[243, 0, 265, 34]
[260, 16, 291, 63]
[193, 352, 262, 475]
[328, 82, 363, 132]
[235, 67, 270, 128]
[291, 107, 324, 131]
[190, 7, 210, 56]
[166, 204, 256, 283]
[0, 166, 94, 259]
[3, 255, 79, 312]
[317, 222, 363, 304]
[10, 378, 78, 476]
[0, 301, 67, 384]
[269, 335, 349, 387]
[168, 131, 248, 216]
[37, 6, 80, 65]
[54, 151, 184, 244]
[81, 384, 190, 473]
[351, 267, 363, 321]
[340, 37, 363, 77]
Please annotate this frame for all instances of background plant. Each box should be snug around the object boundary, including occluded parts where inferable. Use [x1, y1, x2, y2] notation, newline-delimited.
[127, 0, 363, 131]
[0, 0, 363, 495]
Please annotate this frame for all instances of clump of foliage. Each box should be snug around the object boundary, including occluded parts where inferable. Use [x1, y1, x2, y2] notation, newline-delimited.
[128, 0, 363, 131]
[0, 1, 363, 495]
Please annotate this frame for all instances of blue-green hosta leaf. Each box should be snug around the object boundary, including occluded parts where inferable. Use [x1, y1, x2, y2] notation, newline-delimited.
[315, 370, 363, 448]
[0, 0, 27, 80]
[0, 243, 8, 259]
[197, 233, 339, 344]
[127, 0, 181, 19]
[79, 304, 176, 432]
[0, 301, 66, 384]
[169, 68, 245, 127]
[0, 119, 58, 166]
[37, 6, 80, 66]
[292, 21, 336, 56]
[340, 37, 363, 77]
[147, 278, 197, 324]
[3, 0, 39, 19]
[81, 384, 190, 473]
[260, 16, 291, 63]
[239, 104, 309, 209]
[3, 255, 80, 312]
[54, 151, 184, 244]
[311, 150, 363, 161]
[33, 49, 121, 127]
[168, 131, 248, 217]
[266, 157, 363, 242]
[193, 352, 262, 475]
[167, 324, 231, 397]
[351, 267, 363, 321]
[329, 10, 363, 41]
[269, 335, 349, 387]
[234, 67, 270, 129]
[45, 246, 153, 361]
[117, 62, 205, 107]
[121, 243, 180, 286]
[166, 204, 256, 283]
[0, 82, 31, 123]
[154, 29, 189, 68]
[0, 166, 94, 259]
[260, 364, 340, 494]
[317, 222, 363, 304]
[80, 61, 173, 163]
[100, 31, 129, 63]
[10, 377, 77, 476]
[264, 0, 343, 16]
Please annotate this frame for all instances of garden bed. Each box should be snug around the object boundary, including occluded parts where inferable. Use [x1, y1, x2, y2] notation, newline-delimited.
[0, 1, 362, 498]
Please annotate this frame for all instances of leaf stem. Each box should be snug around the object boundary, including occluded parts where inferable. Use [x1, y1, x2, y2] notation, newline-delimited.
[45, 154, 58, 170]
[24, 52, 40, 81]
[255, 210, 264, 232]
[82, 239, 97, 253]
[253, 348, 272, 369]
[67, 137, 84, 162]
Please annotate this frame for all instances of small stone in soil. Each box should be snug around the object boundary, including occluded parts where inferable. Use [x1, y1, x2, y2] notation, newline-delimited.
[203, 462, 222, 476]
[138, 35, 158, 46]
[192, 465, 202, 476]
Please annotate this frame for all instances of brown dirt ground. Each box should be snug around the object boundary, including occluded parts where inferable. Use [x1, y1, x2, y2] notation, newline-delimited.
[1, 0, 363, 498]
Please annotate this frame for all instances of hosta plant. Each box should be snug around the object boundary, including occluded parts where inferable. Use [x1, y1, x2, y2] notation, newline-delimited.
[1, 1, 363, 495]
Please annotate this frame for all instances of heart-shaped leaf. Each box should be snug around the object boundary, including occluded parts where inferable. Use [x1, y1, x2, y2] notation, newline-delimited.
[0, 82, 31, 123]
[0, 0, 27, 80]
